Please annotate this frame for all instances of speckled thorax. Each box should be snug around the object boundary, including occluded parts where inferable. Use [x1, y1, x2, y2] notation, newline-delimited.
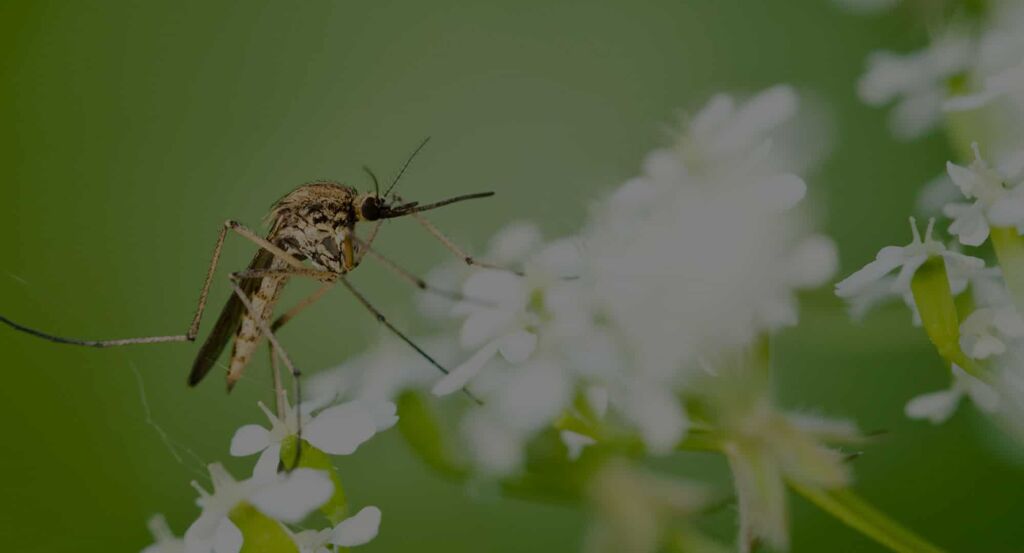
[267, 181, 361, 273]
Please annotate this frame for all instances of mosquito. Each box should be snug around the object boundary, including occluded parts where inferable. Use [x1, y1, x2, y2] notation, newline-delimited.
[0, 138, 499, 453]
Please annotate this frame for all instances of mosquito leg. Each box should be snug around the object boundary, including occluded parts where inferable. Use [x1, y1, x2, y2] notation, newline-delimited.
[408, 212, 524, 276]
[228, 276, 305, 467]
[337, 276, 483, 404]
[272, 283, 335, 332]
[0, 219, 308, 348]
[349, 235, 494, 307]
[268, 344, 286, 419]
[352, 221, 383, 267]
[266, 283, 334, 418]
[0, 315, 193, 347]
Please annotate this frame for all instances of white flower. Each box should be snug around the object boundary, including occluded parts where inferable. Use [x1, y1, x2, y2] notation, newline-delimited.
[613, 380, 689, 455]
[905, 365, 1000, 424]
[858, 32, 974, 139]
[835, 217, 985, 304]
[141, 515, 185, 553]
[307, 334, 460, 406]
[916, 172, 962, 216]
[417, 221, 544, 322]
[944, 144, 1024, 244]
[721, 410, 859, 553]
[293, 506, 382, 552]
[589, 168, 833, 378]
[960, 306, 1024, 359]
[585, 462, 712, 553]
[459, 355, 576, 474]
[674, 85, 799, 175]
[432, 238, 582, 397]
[946, 59, 1024, 111]
[230, 399, 396, 478]
[184, 464, 333, 553]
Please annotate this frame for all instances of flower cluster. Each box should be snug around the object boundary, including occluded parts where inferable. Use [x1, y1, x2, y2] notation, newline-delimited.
[141, 398, 393, 553]
[312, 86, 857, 552]
[841, 0, 1024, 434]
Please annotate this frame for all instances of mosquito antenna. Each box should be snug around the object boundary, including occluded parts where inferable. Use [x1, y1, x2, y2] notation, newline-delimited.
[362, 166, 381, 199]
[383, 136, 431, 198]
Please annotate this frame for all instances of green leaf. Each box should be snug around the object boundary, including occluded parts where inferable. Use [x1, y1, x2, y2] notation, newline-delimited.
[229, 502, 299, 553]
[910, 256, 976, 373]
[280, 436, 348, 525]
[396, 390, 468, 478]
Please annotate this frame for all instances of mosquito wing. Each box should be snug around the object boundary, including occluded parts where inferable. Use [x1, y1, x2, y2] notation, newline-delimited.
[188, 249, 274, 386]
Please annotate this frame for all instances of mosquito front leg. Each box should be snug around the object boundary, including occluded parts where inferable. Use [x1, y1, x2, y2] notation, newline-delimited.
[408, 211, 524, 276]
[352, 220, 383, 267]
[337, 276, 482, 404]
[350, 235, 494, 307]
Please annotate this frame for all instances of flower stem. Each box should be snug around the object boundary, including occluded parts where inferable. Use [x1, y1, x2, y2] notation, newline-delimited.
[789, 482, 946, 553]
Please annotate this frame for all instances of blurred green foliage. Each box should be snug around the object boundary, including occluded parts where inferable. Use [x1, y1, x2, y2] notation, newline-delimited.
[1, 1, 1022, 551]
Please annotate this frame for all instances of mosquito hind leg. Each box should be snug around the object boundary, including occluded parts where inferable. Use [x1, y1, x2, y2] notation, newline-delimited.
[228, 276, 306, 467]
[0, 219, 308, 349]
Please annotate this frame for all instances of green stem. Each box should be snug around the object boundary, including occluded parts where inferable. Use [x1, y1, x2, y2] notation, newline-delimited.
[789, 482, 946, 553]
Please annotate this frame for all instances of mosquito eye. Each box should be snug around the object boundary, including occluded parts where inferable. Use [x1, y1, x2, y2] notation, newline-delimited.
[360, 198, 381, 221]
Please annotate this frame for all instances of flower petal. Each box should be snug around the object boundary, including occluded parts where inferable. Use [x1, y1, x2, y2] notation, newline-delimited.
[462, 270, 524, 305]
[366, 401, 399, 431]
[250, 469, 334, 523]
[905, 388, 962, 424]
[252, 443, 282, 481]
[230, 425, 271, 457]
[497, 330, 537, 364]
[560, 430, 596, 461]
[945, 202, 989, 246]
[330, 506, 382, 547]
[304, 403, 378, 455]
[431, 340, 501, 396]
[462, 413, 524, 475]
[495, 360, 572, 433]
[969, 334, 1005, 359]
[459, 309, 517, 350]
[620, 385, 688, 454]
[988, 197, 1024, 227]
[955, 366, 1000, 414]
[757, 173, 806, 212]
[834, 249, 905, 298]
[946, 161, 982, 198]
[487, 222, 542, 264]
[212, 519, 243, 553]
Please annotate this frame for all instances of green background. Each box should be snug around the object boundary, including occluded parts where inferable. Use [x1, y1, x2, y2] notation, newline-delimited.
[1, 1, 1020, 551]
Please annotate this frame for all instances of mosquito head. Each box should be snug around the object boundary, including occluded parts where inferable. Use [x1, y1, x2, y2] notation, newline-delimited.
[355, 191, 492, 222]
[355, 193, 387, 221]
